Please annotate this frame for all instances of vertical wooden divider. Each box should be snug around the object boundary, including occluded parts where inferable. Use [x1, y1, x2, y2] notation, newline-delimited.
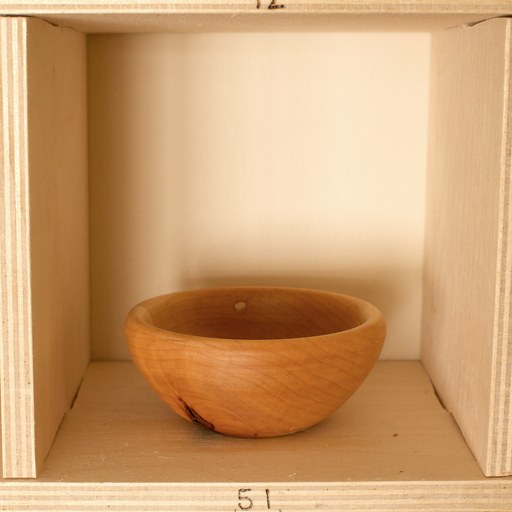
[422, 17, 512, 477]
[0, 15, 35, 479]
[0, 17, 89, 478]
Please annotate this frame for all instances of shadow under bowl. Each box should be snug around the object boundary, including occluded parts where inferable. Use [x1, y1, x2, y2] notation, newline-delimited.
[124, 286, 386, 438]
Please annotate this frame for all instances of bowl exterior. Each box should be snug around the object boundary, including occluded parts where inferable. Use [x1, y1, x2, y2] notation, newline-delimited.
[124, 288, 386, 438]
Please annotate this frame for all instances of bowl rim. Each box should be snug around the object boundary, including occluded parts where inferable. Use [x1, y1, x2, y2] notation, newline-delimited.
[125, 286, 385, 344]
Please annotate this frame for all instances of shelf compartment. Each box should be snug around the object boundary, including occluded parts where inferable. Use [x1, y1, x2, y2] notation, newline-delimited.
[1, 2, 512, 494]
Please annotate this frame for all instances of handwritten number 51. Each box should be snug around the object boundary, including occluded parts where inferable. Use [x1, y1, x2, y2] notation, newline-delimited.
[237, 489, 280, 511]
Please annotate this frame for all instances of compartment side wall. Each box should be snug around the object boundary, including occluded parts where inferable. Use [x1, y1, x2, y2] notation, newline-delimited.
[0, 17, 89, 478]
[422, 17, 511, 477]
[27, 17, 90, 477]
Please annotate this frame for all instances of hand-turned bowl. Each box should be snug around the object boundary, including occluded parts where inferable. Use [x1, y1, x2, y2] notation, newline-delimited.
[124, 286, 386, 437]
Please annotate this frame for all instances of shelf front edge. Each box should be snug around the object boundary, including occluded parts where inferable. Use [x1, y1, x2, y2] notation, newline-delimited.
[0, 481, 511, 511]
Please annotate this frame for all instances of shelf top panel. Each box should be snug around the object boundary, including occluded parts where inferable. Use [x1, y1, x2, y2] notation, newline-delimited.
[1, 2, 512, 32]
[32, 361, 502, 483]
[1, 0, 511, 12]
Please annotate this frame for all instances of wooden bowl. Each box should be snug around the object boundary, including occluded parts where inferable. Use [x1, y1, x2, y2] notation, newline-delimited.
[124, 286, 386, 437]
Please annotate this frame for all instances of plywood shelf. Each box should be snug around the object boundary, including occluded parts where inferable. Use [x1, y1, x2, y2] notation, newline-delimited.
[1, 0, 511, 32]
[3, 4, 512, 508]
[32, 361, 496, 482]
[2, 361, 512, 510]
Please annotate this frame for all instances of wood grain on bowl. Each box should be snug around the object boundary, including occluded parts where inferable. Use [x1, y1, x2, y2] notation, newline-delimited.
[124, 287, 386, 438]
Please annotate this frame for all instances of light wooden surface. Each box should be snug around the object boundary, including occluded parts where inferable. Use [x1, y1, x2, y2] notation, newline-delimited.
[0, 1, 511, 33]
[0, 3, 511, 495]
[422, 17, 512, 477]
[88, 31, 429, 362]
[1, 0, 511, 9]
[39, 361, 488, 482]
[0, 13, 507, 34]
[0, 17, 89, 478]
[125, 287, 385, 438]
[0, 361, 505, 510]
[0, 481, 511, 512]
[0, 15, 35, 479]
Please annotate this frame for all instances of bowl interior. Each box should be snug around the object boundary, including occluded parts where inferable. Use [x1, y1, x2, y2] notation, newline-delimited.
[146, 288, 371, 340]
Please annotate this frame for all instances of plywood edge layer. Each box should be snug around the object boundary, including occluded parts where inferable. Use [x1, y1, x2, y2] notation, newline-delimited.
[489, 17, 512, 478]
[0, 0, 512, 15]
[0, 481, 510, 511]
[0, 16, 36, 479]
